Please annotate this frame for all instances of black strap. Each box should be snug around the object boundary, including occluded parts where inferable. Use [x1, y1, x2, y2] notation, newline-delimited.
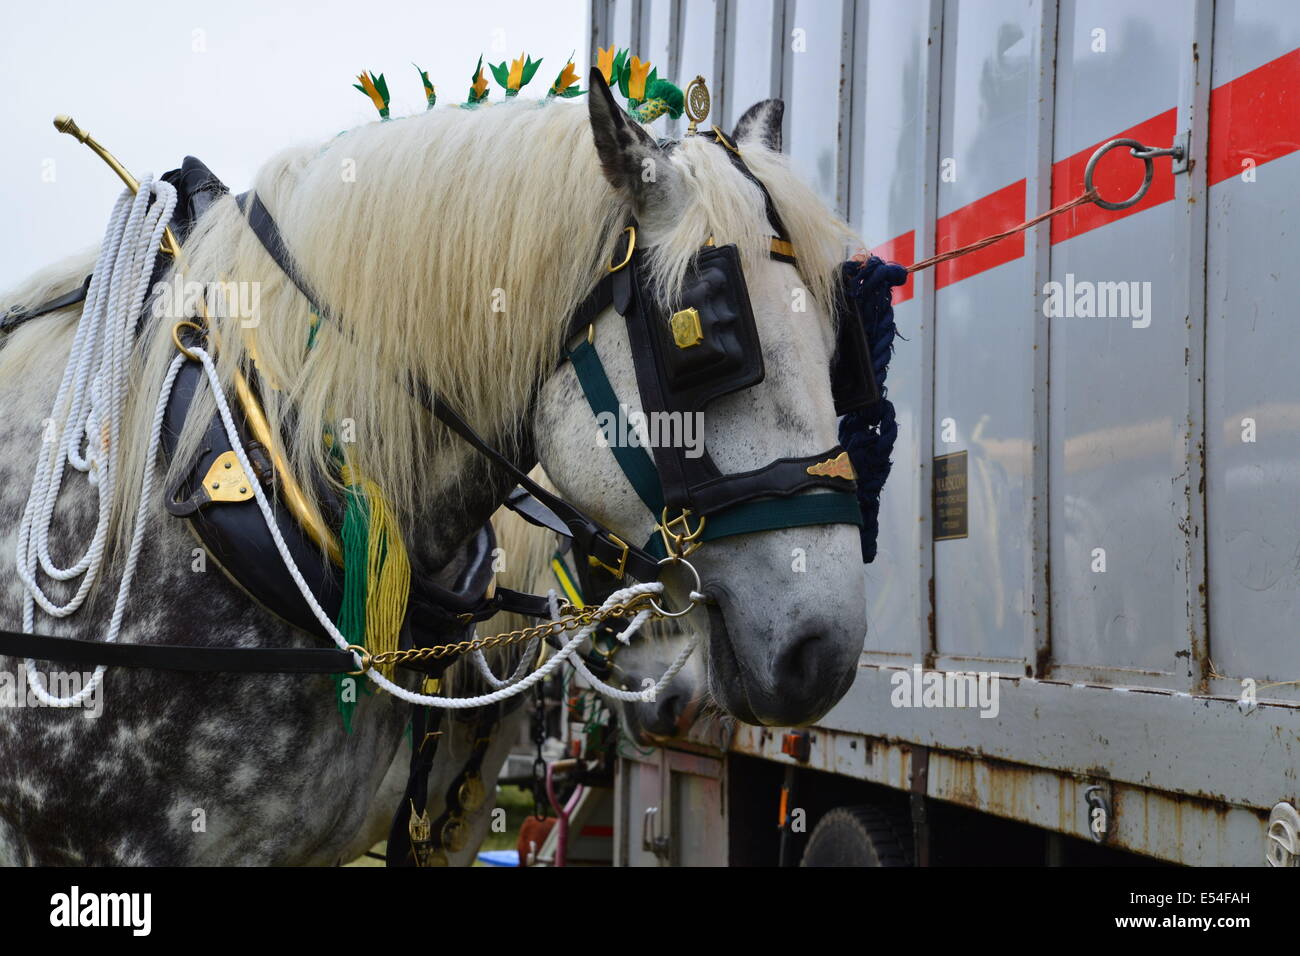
[1, 275, 92, 333]
[387, 706, 446, 866]
[0, 628, 357, 674]
[504, 486, 574, 538]
[698, 129, 792, 242]
[235, 191, 332, 318]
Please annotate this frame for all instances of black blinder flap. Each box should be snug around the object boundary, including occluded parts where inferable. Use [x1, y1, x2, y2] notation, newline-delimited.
[830, 277, 881, 416]
[653, 243, 764, 412]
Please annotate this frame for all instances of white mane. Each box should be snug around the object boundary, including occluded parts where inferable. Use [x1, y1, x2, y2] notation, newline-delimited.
[5, 97, 857, 550]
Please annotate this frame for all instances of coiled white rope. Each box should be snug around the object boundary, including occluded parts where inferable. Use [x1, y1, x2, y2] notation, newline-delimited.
[17, 179, 177, 707]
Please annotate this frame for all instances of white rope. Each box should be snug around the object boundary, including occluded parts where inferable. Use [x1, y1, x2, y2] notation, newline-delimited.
[17, 179, 177, 707]
[469, 637, 537, 689]
[552, 592, 699, 704]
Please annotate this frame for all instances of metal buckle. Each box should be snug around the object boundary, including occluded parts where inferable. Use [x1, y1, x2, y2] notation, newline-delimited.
[658, 508, 706, 560]
[587, 532, 630, 578]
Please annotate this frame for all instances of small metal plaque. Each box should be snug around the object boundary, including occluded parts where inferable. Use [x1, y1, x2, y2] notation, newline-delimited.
[201, 451, 254, 504]
[670, 307, 704, 348]
[806, 451, 856, 481]
[932, 451, 968, 541]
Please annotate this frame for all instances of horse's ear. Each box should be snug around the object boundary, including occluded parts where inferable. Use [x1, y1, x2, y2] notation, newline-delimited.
[732, 99, 784, 152]
[587, 68, 676, 207]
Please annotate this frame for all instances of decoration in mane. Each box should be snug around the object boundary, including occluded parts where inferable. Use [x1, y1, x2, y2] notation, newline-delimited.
[414, 64, 436, 109]
[314, 352, 411, 726]
[467, 54, 490, 106]
[353, 70, 391, 119]
[548, 56, 582, 98]
[491, 52, 543, 97]
[347, 48, 681, 122]
[594, 45, 683, 123]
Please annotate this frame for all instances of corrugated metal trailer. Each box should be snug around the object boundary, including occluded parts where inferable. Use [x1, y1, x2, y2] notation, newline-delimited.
[590, 0, 1300, 866]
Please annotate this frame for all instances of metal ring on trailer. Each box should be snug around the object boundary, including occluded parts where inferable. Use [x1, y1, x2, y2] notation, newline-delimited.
[1084, 137, 1185, 211]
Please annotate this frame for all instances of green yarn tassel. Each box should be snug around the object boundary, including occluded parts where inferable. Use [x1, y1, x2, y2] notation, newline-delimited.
[333, 479, 373, 733]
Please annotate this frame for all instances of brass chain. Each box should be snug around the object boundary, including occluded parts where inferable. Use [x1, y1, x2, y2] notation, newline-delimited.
[361, 595, 657, 671]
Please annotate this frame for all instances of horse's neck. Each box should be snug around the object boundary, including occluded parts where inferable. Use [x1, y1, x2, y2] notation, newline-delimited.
[403, 421, 535, 573]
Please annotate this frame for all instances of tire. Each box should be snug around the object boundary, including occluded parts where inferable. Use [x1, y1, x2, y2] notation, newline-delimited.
[800, 804, 914, 867]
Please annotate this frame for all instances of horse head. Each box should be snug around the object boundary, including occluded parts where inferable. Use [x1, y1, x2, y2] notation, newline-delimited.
[534, 73, 868, 727]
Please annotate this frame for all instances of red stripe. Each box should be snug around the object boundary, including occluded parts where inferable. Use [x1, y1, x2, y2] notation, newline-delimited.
[870, 231, 915, 302]
[1207, 47, 1300, 186]
[936, 180, 1026, 288]
[869, 45, 1300, 294]
[579, 824, 613, 838]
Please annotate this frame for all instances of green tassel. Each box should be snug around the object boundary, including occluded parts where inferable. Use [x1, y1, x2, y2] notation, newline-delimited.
[334, 476, 372, 732]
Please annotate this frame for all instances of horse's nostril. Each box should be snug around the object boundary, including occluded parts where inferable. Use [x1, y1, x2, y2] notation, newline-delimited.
[658, 691, 685, 728]
[774, 630, 823, 686]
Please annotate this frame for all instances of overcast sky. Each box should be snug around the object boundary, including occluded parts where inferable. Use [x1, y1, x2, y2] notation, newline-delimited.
[0, 0, 588, 290]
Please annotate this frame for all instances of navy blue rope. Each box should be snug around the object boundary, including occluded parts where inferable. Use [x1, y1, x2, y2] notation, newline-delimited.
[838, 256, 908, 563]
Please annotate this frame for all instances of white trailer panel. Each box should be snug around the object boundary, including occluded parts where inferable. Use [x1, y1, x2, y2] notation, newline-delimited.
[592, 0, 1300, 866]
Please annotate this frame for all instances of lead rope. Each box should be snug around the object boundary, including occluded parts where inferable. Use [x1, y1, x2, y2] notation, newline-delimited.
[549, 588, 700, 703]
[17, 178, 178, 707]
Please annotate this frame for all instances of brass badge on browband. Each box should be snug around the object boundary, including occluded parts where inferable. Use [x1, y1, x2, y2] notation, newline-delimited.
[685, 75, 710, 134]
[806, 452, 856, 481]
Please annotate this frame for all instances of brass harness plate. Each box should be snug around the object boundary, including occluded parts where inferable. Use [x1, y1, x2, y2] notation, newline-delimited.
[200, 451, 255, 503]
[670, 307, 704, 348]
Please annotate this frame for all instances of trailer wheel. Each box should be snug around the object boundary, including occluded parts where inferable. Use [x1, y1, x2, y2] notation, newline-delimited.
[800, 805, 914, 867]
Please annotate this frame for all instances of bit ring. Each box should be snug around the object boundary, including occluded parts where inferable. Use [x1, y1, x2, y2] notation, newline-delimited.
[649, 556, 703, 619]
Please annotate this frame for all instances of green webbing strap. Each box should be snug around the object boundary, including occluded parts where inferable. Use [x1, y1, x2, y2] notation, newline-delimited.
[568, 338, 665, 514]
[566, 337, 863, 559]
[643, 492, 863, 559]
